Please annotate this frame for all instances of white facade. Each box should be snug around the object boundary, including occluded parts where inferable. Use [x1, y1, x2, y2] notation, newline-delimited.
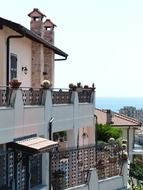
[0, 89, 95, 145]
[0, 26, 32, 86]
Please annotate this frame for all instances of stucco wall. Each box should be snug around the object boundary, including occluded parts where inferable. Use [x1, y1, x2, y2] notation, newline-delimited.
[0, 26, 32, 86]
[52, 104, 74, 132]
[10, 35, 31, 87]
[0, 90, 95, 145]
[0, 29, 6, 85]
[65, 167, 128, 190]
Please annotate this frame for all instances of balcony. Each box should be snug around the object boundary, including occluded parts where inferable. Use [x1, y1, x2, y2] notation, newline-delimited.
[0, 86, 95, 144]
[51, 143, 128, 190]
[0, 142, 128, 190]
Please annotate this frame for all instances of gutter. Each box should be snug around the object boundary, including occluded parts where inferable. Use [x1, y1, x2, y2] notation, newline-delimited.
[6, 34, 24, 86]
[54, 57, 67, 61]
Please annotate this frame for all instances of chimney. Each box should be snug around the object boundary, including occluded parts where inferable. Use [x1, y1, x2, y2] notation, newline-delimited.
[28, 8, 46, 36]
[43, 19, 56, 44]
[106, 110, 114, 125]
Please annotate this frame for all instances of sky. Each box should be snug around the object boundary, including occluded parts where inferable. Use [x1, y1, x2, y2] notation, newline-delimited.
[1, 0, 143, 97]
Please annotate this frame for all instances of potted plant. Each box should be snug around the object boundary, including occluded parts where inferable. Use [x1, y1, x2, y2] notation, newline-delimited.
[84, 85, 89, 89]
[109, 155, 117, 163]
[76, 82, 83, 92]
[91, 83, 95, 91]
[77, 82, 82, 88]
[122, 139, 127, 144]
[69, 83, 74, 89]
[9, 78, 21, 88]
[96, 159, 105, 169]
[108, 137, 115, 144]
[122, 144, 127, 150]
[122, 151, 128, 161]
[52, 170, 66, 190]
[41, 79, 51, 89]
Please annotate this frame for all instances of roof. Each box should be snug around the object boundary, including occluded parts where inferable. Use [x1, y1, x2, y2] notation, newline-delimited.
[95, 108, 142, 128]
[28, 8, 46, 18]
[0, 17, 68, 58]
[8, 137, 58, 154]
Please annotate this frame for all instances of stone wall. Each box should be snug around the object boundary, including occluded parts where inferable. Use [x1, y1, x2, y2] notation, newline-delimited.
[31, 41, 43, 87]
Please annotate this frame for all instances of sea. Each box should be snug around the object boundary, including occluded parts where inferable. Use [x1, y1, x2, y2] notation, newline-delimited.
[96, 97, 143, 112]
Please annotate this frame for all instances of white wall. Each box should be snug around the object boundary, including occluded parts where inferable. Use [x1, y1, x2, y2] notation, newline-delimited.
[10, 36, 31, 87]
[0, 26, 32, 86]
[52, 105, 74, 132]
[0, 29, 6, 85]
[0, 89, 95, 145]
[65, 164, 128, 190]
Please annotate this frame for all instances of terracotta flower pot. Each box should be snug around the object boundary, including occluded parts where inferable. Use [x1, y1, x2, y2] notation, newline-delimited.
[9, 80, 21, 88]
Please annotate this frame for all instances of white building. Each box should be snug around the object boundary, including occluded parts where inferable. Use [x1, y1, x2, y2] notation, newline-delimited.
[0, 8, 129, 190]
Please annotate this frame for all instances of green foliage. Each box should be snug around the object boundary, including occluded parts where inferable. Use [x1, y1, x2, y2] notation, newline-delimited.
[96, 124, 122, 142]
[53, 131, 67, 141]
[129, 162, 143, 181]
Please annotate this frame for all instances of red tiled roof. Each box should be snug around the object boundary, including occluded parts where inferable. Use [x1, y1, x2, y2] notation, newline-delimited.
[95, 108, 142, 127]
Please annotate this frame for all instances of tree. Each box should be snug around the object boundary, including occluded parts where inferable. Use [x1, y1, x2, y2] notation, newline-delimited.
[96, 124, 122, 142]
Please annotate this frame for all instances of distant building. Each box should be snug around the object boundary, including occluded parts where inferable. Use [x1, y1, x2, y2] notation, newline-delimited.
[119, 106, 143, 121]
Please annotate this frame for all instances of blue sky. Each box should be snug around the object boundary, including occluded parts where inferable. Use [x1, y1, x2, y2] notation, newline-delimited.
[1, 0, 143, 97]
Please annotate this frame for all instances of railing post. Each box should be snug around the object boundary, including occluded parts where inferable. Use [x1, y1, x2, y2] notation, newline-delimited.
[9, 89, 17, 107]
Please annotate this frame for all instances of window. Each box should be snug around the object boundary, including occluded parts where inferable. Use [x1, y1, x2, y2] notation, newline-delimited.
[10, 54, 17, 80]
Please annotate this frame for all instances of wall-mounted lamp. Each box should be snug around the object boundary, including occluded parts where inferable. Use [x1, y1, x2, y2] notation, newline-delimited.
[22, 66, 28, 75]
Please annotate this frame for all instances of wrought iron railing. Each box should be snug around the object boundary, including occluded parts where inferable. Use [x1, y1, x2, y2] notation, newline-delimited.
[52, 89, 72, 104]
[22, 88, 43, 106]
[51, 143, 123, 190]
[78, 89, 93, 103]
[0, 87, 11, 107]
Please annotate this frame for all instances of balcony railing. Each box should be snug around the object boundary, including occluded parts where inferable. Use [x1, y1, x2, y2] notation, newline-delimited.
[51, 143, 123, 190]
[52, 89, 72, 104]
[0, 86, 94, 107]
[78, 89, 93, 103]
[22, 88, 43, 106]
[0, 87, 11, 107]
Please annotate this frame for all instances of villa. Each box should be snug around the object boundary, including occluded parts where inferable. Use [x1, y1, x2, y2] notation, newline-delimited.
[0, 8, 129, 190]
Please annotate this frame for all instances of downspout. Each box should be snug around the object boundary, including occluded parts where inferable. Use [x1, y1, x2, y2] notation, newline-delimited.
[127, 126, 130, 154]
[94, 114, 98, 162]
[6, 34, 24, 86]
[48, 117, 54, 190]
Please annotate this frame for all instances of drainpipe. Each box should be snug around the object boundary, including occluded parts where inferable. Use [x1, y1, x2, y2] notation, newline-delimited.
[48, 117, 54, 190]
[49, 117, 54, 140]
[94, 114, 98, 162]
[6, 34, 24, 86]
[127, 126, 130, 154]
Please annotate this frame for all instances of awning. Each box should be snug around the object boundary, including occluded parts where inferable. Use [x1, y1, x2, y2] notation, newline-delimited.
[7, 137, 58, 154]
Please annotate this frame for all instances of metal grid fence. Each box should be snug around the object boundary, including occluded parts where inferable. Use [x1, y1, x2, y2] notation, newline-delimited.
[51, 143, 123, 190]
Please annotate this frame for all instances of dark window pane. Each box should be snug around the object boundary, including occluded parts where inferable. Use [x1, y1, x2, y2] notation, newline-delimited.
[10, 54, 17, 80]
